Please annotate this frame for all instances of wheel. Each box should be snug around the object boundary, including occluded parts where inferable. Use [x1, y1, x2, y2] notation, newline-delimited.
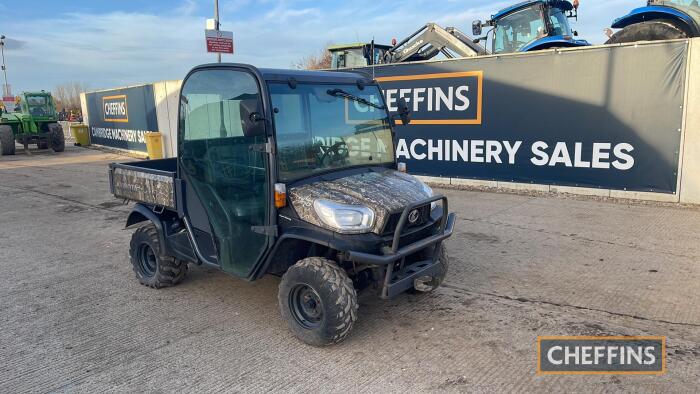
[129, 224, 188, 288]
[0, 125, 15, 156]
[37, 141, 49, 150]
[408, 243, 449, 294]
[48, 123, 65, 152]
[606, 20, 689, 44]
[278, 257, 358, 346]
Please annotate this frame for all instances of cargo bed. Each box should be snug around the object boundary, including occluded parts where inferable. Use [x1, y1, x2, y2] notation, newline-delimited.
[109, 158, 178, 210]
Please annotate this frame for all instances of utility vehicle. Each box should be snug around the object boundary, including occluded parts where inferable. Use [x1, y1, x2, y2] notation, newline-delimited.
[109, 64, 456, 346]
[607, 0, 700, 44]
[0, 91, 65, 155]
[472, 0, 590, 54]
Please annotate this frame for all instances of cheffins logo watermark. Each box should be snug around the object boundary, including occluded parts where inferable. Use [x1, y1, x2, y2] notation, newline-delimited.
[537, 336, 666, 375]
[376, 71, 483, 125]
[102, 94, 129, 123]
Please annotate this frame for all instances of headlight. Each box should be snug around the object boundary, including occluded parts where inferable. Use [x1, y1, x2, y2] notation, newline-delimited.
[313, 199, 375, 234]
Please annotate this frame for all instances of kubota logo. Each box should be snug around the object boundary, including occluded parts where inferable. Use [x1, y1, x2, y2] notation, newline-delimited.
[102, 95, 129, 123]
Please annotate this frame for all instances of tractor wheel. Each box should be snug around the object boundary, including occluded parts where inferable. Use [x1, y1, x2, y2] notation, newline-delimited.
[606, 20, 689, 44]
[129, 224, 188, 288]
[48, 123, 65, 152]
[408, 243, 449, 294]
[0, 125, 16, 156]
[278, 257, 358, 346]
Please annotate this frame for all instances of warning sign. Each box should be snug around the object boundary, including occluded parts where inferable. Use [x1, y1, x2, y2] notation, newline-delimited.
[205, 30, 234, 54]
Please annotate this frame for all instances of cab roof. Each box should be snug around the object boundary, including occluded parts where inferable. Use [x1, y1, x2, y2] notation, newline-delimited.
[492, 0, 573, 19]
[259, 68, 371, 84]
[189, 63, 372, 85]
[327, 42, 393, 51]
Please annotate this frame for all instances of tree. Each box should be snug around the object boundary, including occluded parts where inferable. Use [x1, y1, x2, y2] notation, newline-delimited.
[295, 45, 332, 70]
[53, 81, 89, 112]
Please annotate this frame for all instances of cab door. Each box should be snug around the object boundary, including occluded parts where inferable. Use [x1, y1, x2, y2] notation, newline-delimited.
[178, 67, 271, 277]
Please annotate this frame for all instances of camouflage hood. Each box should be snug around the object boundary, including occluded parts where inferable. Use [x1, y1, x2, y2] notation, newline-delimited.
[288, 169, 432, 234]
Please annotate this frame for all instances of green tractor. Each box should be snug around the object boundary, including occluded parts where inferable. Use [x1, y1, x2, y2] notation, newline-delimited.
[0, 91, 65, 156]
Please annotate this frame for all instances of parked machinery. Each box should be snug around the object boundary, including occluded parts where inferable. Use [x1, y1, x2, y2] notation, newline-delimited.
[0, 91, 65, 155]
[472, 0, 590, 54]
[607, 0, 700, 44]
[328, 23, 486, 69]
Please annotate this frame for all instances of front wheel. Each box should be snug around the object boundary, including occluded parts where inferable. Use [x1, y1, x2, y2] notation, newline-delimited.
[278, 257, 358, 346]
[48, 123, 65, 152]
[129, 224, 188, 288]
[606, 20, 689, 44]
[0, 125, 15, 156]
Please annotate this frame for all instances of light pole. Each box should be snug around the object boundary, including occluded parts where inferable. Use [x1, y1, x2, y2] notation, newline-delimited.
[0, 35, 9, 98]
[214, 0, 221, 63]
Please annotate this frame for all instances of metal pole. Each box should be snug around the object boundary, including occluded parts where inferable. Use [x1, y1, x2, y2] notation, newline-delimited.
[0, 35, 9, 98]
[214, 0, 221, 63]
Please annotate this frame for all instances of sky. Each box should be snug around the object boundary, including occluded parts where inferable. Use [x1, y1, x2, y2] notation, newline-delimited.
[0, 0, 641, 93]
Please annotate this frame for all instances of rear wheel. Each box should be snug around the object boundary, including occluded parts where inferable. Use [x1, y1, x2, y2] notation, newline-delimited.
[129, 224, 188, 288]
[0, 125, 15, 156]
[606, 20, 689, 44]
[278, 257, 358, 346]
[48, 123, 65, 152]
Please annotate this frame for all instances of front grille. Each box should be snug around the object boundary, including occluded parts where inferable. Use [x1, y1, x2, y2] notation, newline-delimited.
[381, 204, 431, 235]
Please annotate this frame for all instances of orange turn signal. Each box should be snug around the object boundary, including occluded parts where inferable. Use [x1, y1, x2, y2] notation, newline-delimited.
[274, 183, 287, 208]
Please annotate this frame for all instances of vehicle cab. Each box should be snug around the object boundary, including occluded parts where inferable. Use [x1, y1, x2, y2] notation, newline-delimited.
[328, 43, 392, 69]
[473, 0, 590, 54]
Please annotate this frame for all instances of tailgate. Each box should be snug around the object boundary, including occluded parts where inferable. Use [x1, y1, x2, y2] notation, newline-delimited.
[109, 161, 177, 210]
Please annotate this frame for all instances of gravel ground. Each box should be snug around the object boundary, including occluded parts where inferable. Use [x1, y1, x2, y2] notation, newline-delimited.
[1, 147, 698, 393]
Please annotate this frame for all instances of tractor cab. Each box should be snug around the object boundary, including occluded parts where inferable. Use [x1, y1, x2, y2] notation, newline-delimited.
[473, 0, 590, 54]
[328, 43, 392, 69]
[19, 92, 57, 118]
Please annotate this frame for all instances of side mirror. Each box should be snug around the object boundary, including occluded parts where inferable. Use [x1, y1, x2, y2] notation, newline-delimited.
[573, 30, 579, 37]
[239, 99, 266, 137]
[397, 97, 411, 125]
[472, 21, 483, 36]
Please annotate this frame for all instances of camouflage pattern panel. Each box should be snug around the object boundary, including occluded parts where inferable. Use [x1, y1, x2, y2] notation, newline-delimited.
[111, 167, 176, 209]
[288, 169, 431, 234]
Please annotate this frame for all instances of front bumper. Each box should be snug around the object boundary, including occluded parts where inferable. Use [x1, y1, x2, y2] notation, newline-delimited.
[346, 195, 456, 298]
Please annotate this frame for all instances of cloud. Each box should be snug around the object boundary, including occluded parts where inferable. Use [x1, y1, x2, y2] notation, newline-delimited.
[0, 0, 647, 91]
[1, 37, 27, 50]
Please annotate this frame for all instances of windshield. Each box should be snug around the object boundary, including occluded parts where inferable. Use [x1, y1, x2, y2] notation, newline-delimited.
[270, 83, 395, 182]
[548, 7, 573, 36]
[24, 95, 54, 117]
[331, 48, 370, 69]
[493, 4, 547, 54]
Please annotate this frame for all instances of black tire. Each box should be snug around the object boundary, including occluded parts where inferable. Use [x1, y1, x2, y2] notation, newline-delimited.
[408, 243, 449, 294]
[129, 224, 188, 288]
[606, 20, 689, 45]
[278, 257, 358, 346]
[0, 125, 15, 156]
[48, 123, 65, 152]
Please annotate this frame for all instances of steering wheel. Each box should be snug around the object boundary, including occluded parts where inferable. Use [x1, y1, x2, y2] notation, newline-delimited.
[317, 140, 349, 165]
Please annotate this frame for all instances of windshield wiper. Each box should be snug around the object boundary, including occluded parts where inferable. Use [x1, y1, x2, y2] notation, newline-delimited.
[327, 88, 386, 110]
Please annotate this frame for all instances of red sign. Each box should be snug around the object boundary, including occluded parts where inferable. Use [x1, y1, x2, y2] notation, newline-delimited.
[205, 30, 234, 54]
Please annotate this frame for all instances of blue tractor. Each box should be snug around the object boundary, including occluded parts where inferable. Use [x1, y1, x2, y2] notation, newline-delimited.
[607, 1, 700, 44]
[472, 0, 590, 54]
